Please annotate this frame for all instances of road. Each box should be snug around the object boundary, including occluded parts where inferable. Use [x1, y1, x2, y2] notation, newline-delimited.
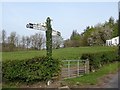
[102, 71, 119, 88]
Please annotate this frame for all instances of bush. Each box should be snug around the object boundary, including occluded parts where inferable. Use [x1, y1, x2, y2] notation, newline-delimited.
[2, 56, 61, 83]
[81, 51, 118, 71]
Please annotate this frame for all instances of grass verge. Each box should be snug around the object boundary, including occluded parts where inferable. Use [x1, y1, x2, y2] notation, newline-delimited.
[64, 62, 120, 86]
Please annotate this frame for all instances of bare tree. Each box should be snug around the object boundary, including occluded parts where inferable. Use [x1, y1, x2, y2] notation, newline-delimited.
[15, 34, 21, 50]
[2, 30, 6, 47]
[7, 32, 16, 51]
[30, 33, 44, 50]
[26, 36, 31, 49]
[21, 36, 26, 49]
[52, 36, 63, 49]
[30, 35, 36, 49]
[36, 33, 44, 50]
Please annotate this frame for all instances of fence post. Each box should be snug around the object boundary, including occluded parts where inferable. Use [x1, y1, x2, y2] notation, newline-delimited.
[68, 61, 70, 77]
[77, 60, 79, 76]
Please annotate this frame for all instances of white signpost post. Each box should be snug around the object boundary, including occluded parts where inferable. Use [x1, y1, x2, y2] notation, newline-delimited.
[26, 17, 61, 58]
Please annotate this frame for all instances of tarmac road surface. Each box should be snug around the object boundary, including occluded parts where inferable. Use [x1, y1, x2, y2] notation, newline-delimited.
[102, 71, 119, 88]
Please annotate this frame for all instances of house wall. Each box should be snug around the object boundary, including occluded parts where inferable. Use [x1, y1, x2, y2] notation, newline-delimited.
[106, 36, 119, 46]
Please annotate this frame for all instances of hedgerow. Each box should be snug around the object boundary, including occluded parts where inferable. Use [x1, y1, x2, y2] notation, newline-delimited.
[2, 56, 61, 83]
[81, 51, 118, 71]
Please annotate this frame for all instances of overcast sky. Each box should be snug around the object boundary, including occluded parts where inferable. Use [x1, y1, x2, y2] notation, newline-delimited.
[1, 2, 118, 40]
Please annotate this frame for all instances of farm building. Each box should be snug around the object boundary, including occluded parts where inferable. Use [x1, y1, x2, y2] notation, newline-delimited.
[106, 36, 119, 46]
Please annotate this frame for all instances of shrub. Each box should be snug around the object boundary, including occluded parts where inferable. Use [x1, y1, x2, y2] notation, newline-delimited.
[81, 51, 118, 71]
[2, 56, 61, 83]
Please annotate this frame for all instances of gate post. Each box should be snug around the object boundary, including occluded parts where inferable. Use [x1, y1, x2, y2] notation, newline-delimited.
[86, 59, 89, 74]
[77, 60, 79, 76]
[68, 61, 70, 77]
[84, 60, 86, 74]
[85, 59, 89, 74]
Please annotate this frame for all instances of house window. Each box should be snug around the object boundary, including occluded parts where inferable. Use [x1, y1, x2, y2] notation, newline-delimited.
[115, 39, 117, 45]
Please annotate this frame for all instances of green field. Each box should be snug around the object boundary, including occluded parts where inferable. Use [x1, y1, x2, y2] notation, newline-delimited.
[2, 46, 117, 61]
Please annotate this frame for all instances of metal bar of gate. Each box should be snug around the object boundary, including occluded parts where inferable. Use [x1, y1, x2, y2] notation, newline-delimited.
[62, 60, 89, 79]
[68, 61, 70, 78]
[77, 60, 79, 76]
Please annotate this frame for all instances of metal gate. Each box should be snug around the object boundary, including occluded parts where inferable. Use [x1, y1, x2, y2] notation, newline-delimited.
[61, 60, 89, 79]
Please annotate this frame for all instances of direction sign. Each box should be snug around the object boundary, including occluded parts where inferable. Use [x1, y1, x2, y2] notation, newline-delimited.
[26, 23, 46, 31]
[26, 23, 33, 28]
[26, 23, 61, 36]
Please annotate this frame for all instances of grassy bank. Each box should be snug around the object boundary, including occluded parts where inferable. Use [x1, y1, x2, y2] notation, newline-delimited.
[64, 62, 120, 86]
[2, 46, 117, 61]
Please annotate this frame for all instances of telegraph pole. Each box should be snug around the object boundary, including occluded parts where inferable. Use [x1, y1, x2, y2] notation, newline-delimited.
[118, 2, 120, 57]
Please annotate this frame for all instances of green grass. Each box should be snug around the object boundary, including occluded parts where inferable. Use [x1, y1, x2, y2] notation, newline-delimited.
[2, 46, 119, 88]
[2, 46, 117, 61]
[2, 50, 46, 61]
[64, 62, 120, 86]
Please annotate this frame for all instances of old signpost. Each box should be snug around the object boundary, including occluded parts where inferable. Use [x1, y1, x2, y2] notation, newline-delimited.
[26, 17, 61, 58]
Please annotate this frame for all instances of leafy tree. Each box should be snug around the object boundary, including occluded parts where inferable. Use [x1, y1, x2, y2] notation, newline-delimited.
[112, 20, 118, 37]
[70, 30, 80, 40]
[70, 30, 81, 47]
[64, 39, 72, 47]
[108, 16, 114, 28]
[80, 17, 117, 46]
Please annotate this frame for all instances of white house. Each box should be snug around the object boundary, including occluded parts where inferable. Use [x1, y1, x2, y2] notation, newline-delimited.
[106, 36, 119, 46]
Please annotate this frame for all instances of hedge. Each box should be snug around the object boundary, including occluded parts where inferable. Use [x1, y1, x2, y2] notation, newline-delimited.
[2, 56, 62, 83]
[81, 51, 119, 71]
